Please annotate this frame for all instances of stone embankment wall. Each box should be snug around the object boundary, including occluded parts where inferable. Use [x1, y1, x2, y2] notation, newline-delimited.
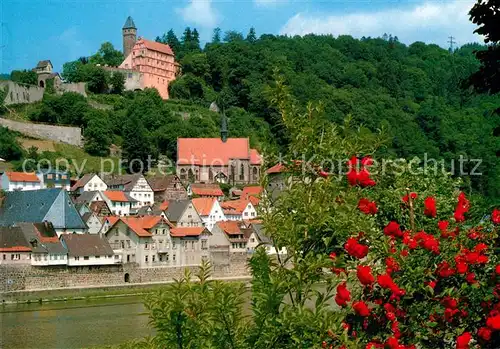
[0, 118, 83, 147]
[58, 82, 87, 97]
[0, 81, 44, 105]
[0, 253, 249, 293]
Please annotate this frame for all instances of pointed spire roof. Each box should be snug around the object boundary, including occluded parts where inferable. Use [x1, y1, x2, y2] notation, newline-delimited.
[123, 16, 136, 29]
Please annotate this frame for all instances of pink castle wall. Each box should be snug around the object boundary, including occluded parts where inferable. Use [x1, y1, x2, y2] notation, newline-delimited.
[119, 38, 177, 99]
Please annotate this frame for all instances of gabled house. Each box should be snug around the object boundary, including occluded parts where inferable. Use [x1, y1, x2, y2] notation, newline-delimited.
[17, 222, 68, 266]
[89, 201, 112, 218]
[212, 221, 250, 253]
[147, 174, 188, 202]
[81, 211, 104, 234]
[102, 190, 138, 216]
[191, 197, 225, 231]
[105, 216, 172, 267]
[165, 200, 203, 227]
[1, 172, 41, 191]
[104, 174, 154, 207]
[220, 199, 257, 221]
[170, 227, 211, 266]
[37, 170, 70, 190]
[247, 223, 286, 256]
[0, 226, 32, 265]
[61, 234, 116, 266]
[73, 191, 106, 206]
[188, 183, 224, 200]
[71, 173, 108, 194]
[0, 189, 88, 235]
[266, 163, 287, 199]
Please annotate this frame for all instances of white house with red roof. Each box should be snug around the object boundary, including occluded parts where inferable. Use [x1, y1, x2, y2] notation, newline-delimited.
[102, 190, 138, 216]
[220, 199, 257, 221]
[192, 197, 226, 231]
[188, 183, 225, 200]
[211, 221, 252, 253]
[176, 136, 262, 185]
[1, 172, 41, 191]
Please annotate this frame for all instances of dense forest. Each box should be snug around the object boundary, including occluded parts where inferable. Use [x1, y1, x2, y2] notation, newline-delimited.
[2, 26, 499, 200]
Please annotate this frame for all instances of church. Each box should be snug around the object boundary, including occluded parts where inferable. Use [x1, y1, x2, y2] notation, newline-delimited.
[176, 124, 262, 185]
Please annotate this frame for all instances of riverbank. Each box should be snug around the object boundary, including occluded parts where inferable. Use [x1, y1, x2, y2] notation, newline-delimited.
[0, 275, 251, 305]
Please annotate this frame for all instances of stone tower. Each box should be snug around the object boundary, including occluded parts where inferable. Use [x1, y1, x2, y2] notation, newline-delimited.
[122, 16, 137, 58]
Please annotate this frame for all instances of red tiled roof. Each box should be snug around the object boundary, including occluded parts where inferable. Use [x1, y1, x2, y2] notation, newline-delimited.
[139, 216, 172, 229]
[0, 246, 32, 252]
[117, 217, 151, 237]
[170, 227, 206, 237]
[192, 197, 215, 216]
[220, 199, 251, 214]
[103, 191, 133, 202]
[109, 216, 171, 238]
[177, 138, 257, 166]
[139, 38, 174, 56]
[242, 186, 262, 198]
[266, 163, 286, 174]
[105, 216, 120, 226]
[216, 221, 243, 235]
[159, 200, 169, 211]
[191, 184, 224, 197]
[250, 149, 262, 165]
[249, 196, 260, 206]
[5, 172, 40, 183]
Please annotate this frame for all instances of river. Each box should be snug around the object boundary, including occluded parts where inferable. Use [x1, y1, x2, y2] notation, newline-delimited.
[0, 296, 152, 349]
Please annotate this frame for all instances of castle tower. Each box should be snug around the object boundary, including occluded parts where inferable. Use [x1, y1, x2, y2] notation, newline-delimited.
[122, 16, 137, 58]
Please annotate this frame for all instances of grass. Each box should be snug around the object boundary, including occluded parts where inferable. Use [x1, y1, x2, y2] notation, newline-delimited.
[53, 143, 121, 175]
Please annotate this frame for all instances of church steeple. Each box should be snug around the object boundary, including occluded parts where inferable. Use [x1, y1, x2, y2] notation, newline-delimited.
[221, 111, 228, 143]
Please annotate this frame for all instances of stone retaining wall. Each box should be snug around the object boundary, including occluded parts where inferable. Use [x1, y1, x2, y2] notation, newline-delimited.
[0, 118, 83, 147]
[0, 254, 249, 293]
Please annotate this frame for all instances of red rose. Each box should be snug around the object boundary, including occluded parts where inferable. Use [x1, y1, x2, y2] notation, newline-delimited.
[385, 257, 400, 274]
[357, 265, 375, 286]
[402, 192, 418, 203]
[318, 170, 329, 178]
[436, 261, 456, 278]
[478, 327, 492, 341]
[456, 262, 468, 274]
[358, 198, 378, 215]
[384, 221, 403, 238]
[465, 272, 477, 284]
[442, 296, 458, 309]
[329, 252, 336, 260]
[424, 196, 437, 217]
[360, 156, 373, 167]
[438, 220, 449, 232]
[335, 282, 351, 307]
[492, 208, 500, 225]
[456, 332, 471, 349]
[353, 301, 371, 317]
[345, 237, 369, 259]
[495, 265, 500, 275]
[486, 315, 500, 330]
[454, 192, 470, 222]
[386, 311, 396, 322]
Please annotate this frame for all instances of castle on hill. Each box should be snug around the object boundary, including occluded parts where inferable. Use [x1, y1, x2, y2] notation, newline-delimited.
[104, 16, 179, 99]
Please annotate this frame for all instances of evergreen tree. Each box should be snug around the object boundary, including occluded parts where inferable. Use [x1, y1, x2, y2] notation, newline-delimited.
[122, 114, 153, 174]
[246, 27, 257, 43]
[182, 27, 193, 46]
[212, 27, 222, 43]
[166, 29, 181, 58]
[192, 28, 200, 50]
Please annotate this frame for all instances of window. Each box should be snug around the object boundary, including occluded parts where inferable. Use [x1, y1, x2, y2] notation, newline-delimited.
[240, 164, 245, 181]
[96, 256, 100, 259]
[75, 256, 80, 261]
[128, 73, 132, 78]
[145, 242, 148, 249]
[191, 241, 195, 250]
[250, 238, 255, 243]
[172, 241, 176, 249]
[121, 241, 125, 248]
[2, 254, 5, 260]
[166, 253, 169, 261]
[114, 255, 119, 259]
[183, 241, 188, 250]
[173, 254, 176, 261]
[251, 212, 256, 217]
[201, 240, 207, 249]
[114, 230, 119, 236]
[145, 255, 148, 262]
[152, 255, 155, 262]
[84, 256, 89, 260]
[244, 212, 249, 217]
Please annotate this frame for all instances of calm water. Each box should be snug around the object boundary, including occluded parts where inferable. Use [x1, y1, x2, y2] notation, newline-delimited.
[0, 296, 152, 349]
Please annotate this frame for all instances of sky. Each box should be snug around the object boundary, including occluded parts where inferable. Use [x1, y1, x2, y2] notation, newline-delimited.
[1, 0, 484, 74]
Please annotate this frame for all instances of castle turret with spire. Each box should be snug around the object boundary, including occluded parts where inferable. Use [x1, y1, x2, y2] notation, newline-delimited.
[122, 16, 137, 58]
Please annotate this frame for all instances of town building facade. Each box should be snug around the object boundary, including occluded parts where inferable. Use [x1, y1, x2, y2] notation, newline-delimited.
[1, 172, 41, 191]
